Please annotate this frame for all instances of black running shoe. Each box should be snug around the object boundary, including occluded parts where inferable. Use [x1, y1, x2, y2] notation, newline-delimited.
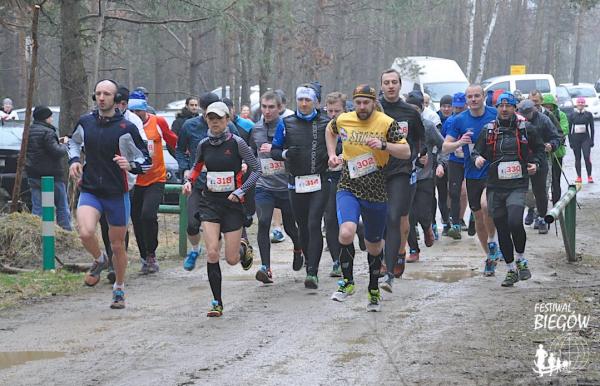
[467, 213, 476, 236]
[293, 249, 304, 271]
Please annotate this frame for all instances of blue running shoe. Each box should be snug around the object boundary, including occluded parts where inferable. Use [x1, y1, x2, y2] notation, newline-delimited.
[271, 229, 285, 243]
[483, 258, 496, 277]
[184, 249, 200, 271]
[487, 242, 499, 261]
[432, 224, 439, 241]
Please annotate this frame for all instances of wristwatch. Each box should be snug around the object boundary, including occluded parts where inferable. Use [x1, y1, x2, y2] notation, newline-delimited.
[381, 141, 387, 150]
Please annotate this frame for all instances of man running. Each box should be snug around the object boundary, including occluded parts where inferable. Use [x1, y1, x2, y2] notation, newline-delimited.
[250, 91, 303, 284]
[443, 84, 500, 276]
[128, 91, 178, 274]
[68, 79, 152, 309]
[471, 92, 545, 286]
[271, 84, 330, 289]
[326, 84, 409, 311]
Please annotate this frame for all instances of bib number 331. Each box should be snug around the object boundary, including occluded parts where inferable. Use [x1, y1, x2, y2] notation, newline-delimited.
[498, 161, 522, 180]
[206, 171, 235, 192]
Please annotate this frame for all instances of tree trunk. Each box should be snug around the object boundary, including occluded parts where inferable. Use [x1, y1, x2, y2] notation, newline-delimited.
[60, 0, 88, 137]
[572, 6, 584, 85]
[474, 0, 500, 83]
[92, 0, 108, 92]
[259, 0, 274, 97]
[466, 0, 476, 81]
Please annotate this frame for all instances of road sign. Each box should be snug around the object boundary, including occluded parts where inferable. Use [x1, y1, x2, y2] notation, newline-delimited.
[510, 65, 526, 75]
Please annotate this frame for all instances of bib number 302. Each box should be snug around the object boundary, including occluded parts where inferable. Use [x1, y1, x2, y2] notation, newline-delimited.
[498, 161, 522, 180]
[295, 174, 321, 193]
[348, 152, 377, 179]
[206, 171, 235, 192]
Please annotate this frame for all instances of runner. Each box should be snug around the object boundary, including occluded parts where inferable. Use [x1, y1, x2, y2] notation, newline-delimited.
[471, 92, 545, 286]
[249, 91, 303, 284]
[443, 84, 501, 276]
[541, 94, 570, 204]
[441, 92, 469, 239]
[68, 79, 152, 309]
[379, 69, 425, 288]
[568, 97, 595, 184]
[271, 84, 330, 289]
[128, 91, 178, 274]
[326, 84, 409, 311]
[182, 101, 260, 317]
[432, 94, 453, 239]
[403, 95, 446, 263]
[176, 92, 240, 271]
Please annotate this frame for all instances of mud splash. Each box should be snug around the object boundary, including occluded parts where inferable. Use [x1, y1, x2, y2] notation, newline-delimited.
[0, 351, 65, 370]
[405, 269, 478, 283]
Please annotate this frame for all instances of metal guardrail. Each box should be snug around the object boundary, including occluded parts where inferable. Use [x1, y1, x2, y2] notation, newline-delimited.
[545, 184, 580, 262]
[159, 184, 187, 257]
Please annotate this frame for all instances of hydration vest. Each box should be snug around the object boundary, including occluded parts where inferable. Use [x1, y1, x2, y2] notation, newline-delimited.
[485, 116, 531, 165]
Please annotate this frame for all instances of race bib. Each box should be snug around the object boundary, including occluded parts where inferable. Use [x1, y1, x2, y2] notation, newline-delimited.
[574, 124, 587, 134]
[498, 161, 522, 180]
[147, 140, 155, 157]
[398, 121, 409, 136]
[295, 174, 321, 193]
[348, 152, 377, 179]
[260, 158, 286, 176]
[206, 171, 235, 192]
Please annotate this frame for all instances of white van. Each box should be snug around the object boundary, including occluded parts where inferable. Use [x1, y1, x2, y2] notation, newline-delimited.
[391, 56, 469, 110]
[481, 74, 557, 99]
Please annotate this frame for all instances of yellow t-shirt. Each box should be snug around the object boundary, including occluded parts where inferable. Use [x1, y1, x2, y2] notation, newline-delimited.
[328, 110, 405, 202]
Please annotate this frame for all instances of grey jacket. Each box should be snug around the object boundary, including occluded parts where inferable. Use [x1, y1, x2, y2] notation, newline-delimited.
[417, 118, 446, 180]
[249, 117, 289, 191]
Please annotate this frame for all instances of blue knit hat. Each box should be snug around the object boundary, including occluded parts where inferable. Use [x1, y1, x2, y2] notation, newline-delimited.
[128, 90, 147, 111]
[495, 92, 517, 107]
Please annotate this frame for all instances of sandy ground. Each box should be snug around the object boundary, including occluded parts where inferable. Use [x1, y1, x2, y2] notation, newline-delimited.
[0, 148, 599, 385]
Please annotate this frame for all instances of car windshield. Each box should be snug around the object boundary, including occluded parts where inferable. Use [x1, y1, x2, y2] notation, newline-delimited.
[423, 82, 469, 101]
[556, 87, 570, 99]
[567, 87, 596, 98]
[0, 121, 24, 150]
[515, 79, 551, 94]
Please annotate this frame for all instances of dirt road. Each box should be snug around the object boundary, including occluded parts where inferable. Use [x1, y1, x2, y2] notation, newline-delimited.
[0, 152, 599, 385]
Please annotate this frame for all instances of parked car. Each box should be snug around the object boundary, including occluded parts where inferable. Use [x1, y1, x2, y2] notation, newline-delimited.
[392, 56, 469, 111]
[0, 120, 31, 209]
[561, 83, 600, 119]
[555, 85, 574, 116]
[482, 74, 557, 99]
[15, 106, 61, 126]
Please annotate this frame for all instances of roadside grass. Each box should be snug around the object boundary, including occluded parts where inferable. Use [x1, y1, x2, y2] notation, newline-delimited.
[0, 270, 83, 310]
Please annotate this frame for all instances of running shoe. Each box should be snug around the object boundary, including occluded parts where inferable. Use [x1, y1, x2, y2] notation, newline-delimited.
[207, 300, 223, 317]
[424, 227, 435, 247]
[467, 213, 476, 236]
[292, 249, 304, 271]
[460, 219, 468, 231]
[330, 260, 342, 277]
[271, 229, 285, 243]
[304, 274, 319, 289]
[501, 270, 519, 287]
[483, 258, 496, 277]
[588, 176, 594, 183]
[393, 254, 406, 278]
[84, 257, 109, 286]
[366, 289, 382, 312]
[255, 265, 273, 284]
[575, 176, 582, 184]
[516, 259, 532, 281]
[533, 217, 540, 230]
[331, 279, 355, 302]
[239, 239, 253, 270]
[407, 249, 420, 263]
[524, 208, 535, 226]
[447, 224, 462, 240]
[146, 253, 159, 274]
[110, 289, 125, 309]
[106, 267, 116, 284]
[432, 224, 439, 241]
[380, 273, 393, 293]
[487, 242, 499, 260]
[183, 250, 200, 271]
[537, 218, 548, 234]
[139, 258, 149, 275]
[358, 235, 367, 252]
[442, 223, 450, 237]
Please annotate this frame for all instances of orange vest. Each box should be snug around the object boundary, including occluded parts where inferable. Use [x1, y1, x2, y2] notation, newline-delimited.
[136, 114, 166, 186]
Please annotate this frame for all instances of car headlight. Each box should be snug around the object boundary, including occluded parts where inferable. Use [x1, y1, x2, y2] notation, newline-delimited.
[166, 171, 173, 180]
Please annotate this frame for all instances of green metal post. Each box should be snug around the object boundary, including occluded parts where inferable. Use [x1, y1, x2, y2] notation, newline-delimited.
[178, 189, 188, 257]
[545, 185, 579, 262]
[564, 190, 577, 262]
[41, 176, 55, 270]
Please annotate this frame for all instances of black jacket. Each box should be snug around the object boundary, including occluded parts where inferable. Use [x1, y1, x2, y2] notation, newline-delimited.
[25, 121, 68, 181]
[172, 108, 198, 136]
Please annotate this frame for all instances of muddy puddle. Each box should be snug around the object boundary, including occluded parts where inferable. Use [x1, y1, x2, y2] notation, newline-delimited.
[0, 351, 65, 370]
[405, 269, 478, 283]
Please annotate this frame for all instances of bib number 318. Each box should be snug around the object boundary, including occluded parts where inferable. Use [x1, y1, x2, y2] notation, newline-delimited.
[206, 171, 235, 192]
